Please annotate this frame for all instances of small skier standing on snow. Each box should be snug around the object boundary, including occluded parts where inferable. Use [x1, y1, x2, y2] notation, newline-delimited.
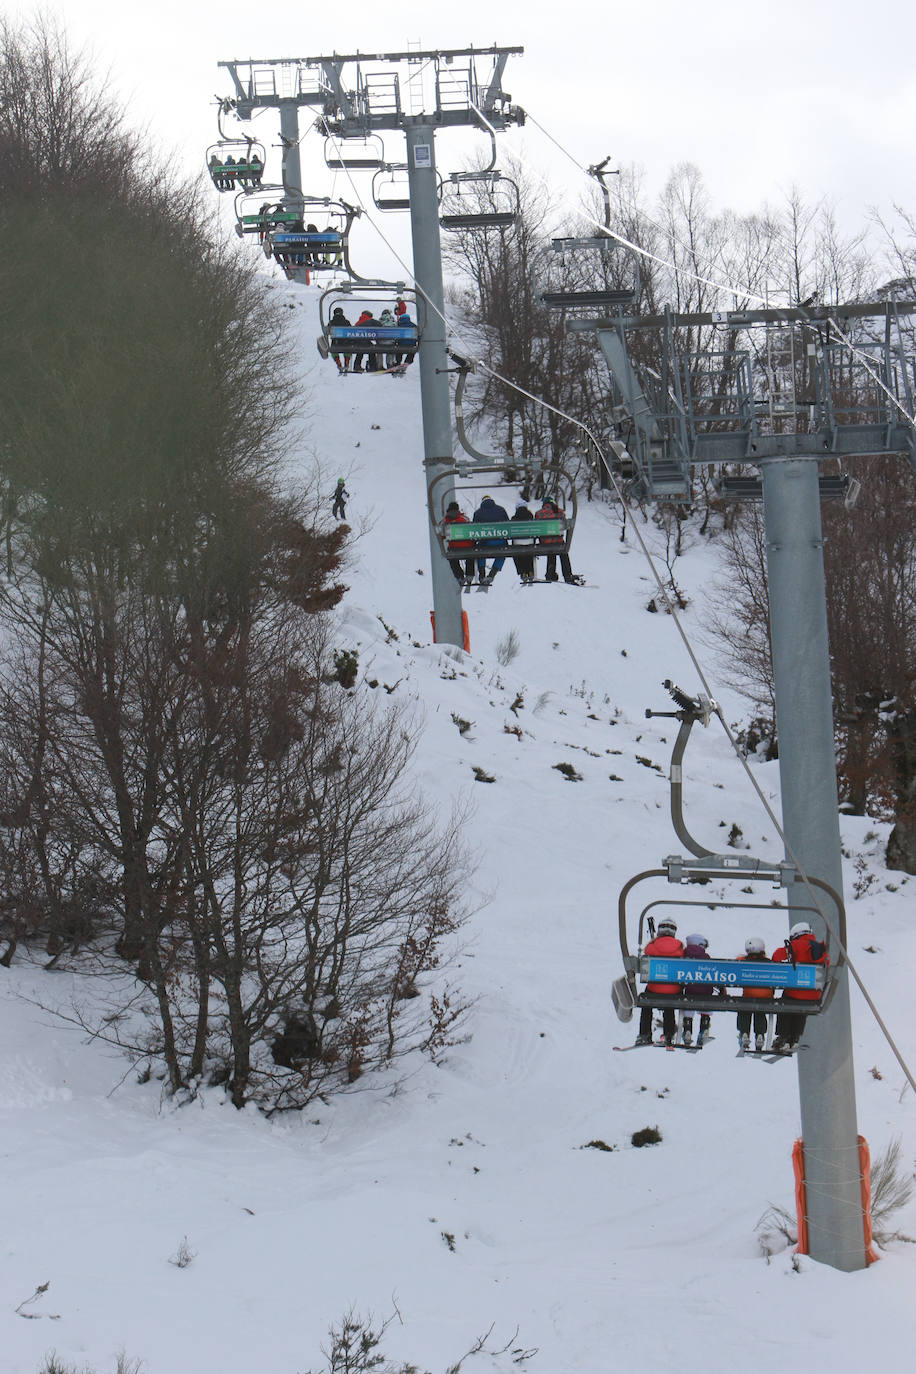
[332, 478, 349, 520]
[770, 921, 828, 1054]
[636, 918, 684, 1047]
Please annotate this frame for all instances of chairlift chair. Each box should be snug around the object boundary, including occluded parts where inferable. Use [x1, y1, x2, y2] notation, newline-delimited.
[263, 199, 359, 279]
[428, 460, 578, 565]
[233, 189, 297, 239]
[323, 132, 386, 171]
[543, 156, 640, 311]
[611, 679, 843, 1024]
[371, 165, 412, 213]
[439, 124, 519, 231]
[316, 282, 419, 372]
[450, 355, 580, 519]
[438, 169, 520, 231]
[206, 138, 266, 193]
[613, 866, 839, 1024]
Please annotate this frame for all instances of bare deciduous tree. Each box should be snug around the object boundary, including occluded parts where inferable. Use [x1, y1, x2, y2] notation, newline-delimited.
[0, 18, 469, 1109]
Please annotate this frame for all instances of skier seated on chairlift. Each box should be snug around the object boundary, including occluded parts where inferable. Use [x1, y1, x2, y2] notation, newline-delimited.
[679, 933, 718, 1046]
[511, 497, 536, 584]
[769, 921, 828, 1055]
[305, 224, 341, 266]
[255, 203, 280, 243]
[536, 495, 578, 584]
[291, 216, 306, 265]
[394, 299, 416, 363]
[352, 309, 383, 373]
[304, 224, 322, 266]
[443, 501, 476, 587]
[736, 936, 773, 1052]
[274, 216, 305, 266]
[472, 493, 510, 586]
[329, 307, 352, 375]
[379, 307, 404, 370]
[636, 918, 684, 1047]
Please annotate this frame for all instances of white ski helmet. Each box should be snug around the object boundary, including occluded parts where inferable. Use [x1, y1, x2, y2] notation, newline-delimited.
[686, 933, 708, 949]
[789, 921, 813, 939]
[657, 919, 677, 937]
[745, 936, 766, 955]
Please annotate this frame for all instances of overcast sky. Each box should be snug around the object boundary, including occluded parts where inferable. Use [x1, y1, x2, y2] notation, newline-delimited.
[13, 0, 915, 272]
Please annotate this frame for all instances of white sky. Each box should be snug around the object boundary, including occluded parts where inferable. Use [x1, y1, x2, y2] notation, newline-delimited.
[12, 0, 916, 269]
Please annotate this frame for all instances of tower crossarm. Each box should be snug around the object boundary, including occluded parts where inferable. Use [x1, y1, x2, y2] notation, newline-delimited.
[218, 47, 525, 129]
[574, 299, 916, 490]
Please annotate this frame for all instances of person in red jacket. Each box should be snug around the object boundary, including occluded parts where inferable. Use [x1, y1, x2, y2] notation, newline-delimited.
[536, 496, 578, 583]
[770, 920, 828, 1053]
[442, 501, 475, 586]
[351, 309, 375, 373]
[736, 935, 774, 1051]
[636, 918, 684, 1046]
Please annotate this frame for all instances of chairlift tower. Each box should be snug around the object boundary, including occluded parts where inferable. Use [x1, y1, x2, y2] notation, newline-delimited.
[582, 298, 916, 1272]
[217, 47, 525, 649]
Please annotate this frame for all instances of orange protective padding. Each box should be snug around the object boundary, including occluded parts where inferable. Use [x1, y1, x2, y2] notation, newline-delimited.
[792, 1135, 880, 1264]
[792, 1138, 809, 1255]
[858, 1136, 880, 1265]
[430, 610, 470, 654]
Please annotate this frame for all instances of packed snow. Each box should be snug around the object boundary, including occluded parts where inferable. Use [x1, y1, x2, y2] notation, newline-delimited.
[2, 277, 915, 1374]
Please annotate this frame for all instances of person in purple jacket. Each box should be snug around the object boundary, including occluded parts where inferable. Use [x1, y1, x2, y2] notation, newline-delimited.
[680, 933, 715, 1046]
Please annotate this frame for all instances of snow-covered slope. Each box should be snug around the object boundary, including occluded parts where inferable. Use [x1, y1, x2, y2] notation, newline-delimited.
[2, 278, 915, 1374]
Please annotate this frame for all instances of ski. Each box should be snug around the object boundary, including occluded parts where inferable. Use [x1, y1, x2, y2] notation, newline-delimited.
[614, 1039, 711, 1053]
[520, 579, 597, 588]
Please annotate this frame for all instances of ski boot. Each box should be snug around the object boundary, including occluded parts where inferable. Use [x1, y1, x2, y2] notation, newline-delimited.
[755, 1033, 766, 1052]
[739, 1032, 750, 1051]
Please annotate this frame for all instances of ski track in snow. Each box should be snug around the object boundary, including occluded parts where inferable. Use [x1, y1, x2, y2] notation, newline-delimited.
[2, 277, 915, 1373]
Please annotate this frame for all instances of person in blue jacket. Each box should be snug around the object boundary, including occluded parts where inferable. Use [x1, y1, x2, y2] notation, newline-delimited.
[472, 494, 510, 585]
[394, 299, 417, 364]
